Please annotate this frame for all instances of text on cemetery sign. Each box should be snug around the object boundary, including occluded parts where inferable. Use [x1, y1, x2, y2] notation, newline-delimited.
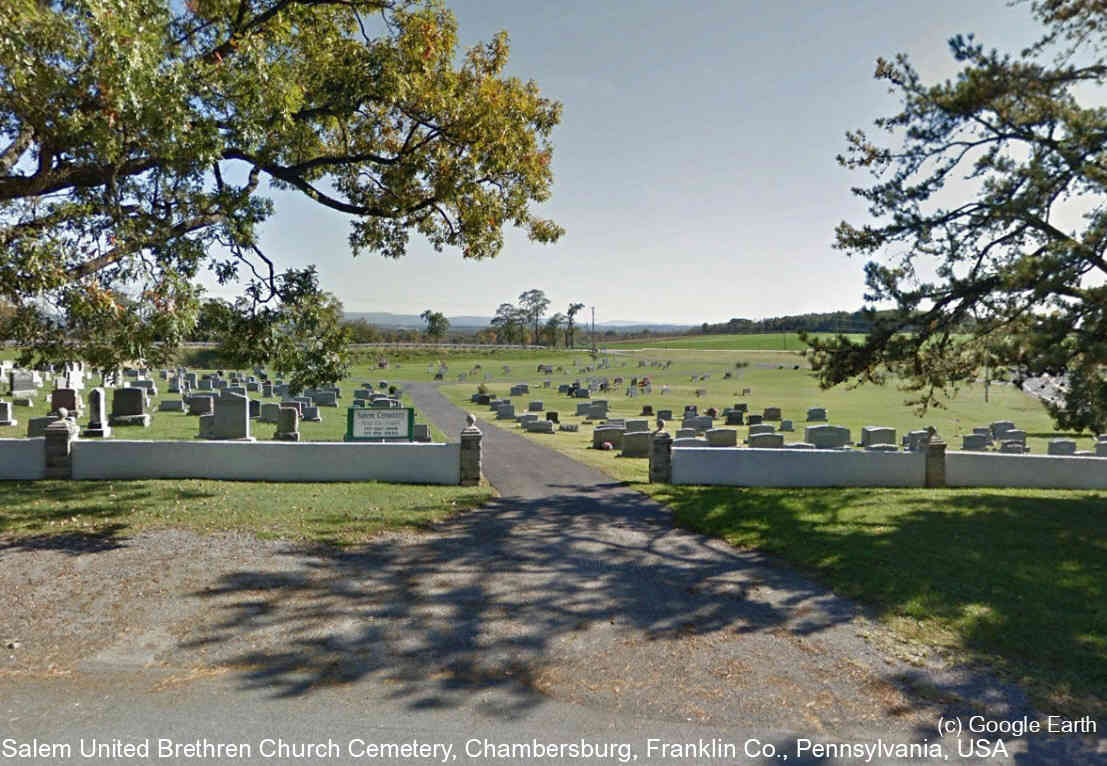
[346, 407, 414, 441]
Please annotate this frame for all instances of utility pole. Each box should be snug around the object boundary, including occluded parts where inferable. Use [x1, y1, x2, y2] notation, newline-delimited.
[591, 306, 596, 352]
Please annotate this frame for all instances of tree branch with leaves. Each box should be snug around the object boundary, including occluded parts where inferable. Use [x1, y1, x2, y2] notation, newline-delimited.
[0, 0, 562, 372]
[808, 1, 1107, 430]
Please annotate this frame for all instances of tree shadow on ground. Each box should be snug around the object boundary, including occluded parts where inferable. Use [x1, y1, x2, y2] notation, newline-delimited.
[0, 480, 155, 540]
[653, 485, 1107, 721]
[180, 487, 867, 717]
[169, 480, 1107, 766]
[0, 524, 129, 554]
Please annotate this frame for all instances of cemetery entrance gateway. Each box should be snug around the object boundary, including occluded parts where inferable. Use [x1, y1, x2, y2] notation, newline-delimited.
[345, 407, 415, 442]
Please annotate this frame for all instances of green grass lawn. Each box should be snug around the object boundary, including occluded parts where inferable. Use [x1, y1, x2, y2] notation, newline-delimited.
[0, 479, 495, 547]
[642, 484, 1107, 718]
[600, 332, 868, 351]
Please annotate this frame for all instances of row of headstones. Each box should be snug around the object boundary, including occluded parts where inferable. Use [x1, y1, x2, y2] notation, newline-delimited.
[961, 420, 1107, 456]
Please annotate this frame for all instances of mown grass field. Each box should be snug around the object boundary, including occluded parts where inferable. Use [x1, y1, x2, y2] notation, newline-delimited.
[600, 332, 867, 350]
[0, 479, 494, 546]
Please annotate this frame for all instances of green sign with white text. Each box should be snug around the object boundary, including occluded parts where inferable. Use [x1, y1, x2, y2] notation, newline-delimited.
[345, 407, 414, 441]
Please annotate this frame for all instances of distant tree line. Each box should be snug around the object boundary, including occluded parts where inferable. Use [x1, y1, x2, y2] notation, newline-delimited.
[692, 310, 892, 337]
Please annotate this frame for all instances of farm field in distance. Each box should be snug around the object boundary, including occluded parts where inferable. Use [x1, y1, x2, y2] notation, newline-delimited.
[599, 331, 868, 351]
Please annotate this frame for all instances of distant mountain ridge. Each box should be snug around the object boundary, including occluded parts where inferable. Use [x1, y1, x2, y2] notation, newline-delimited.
[343, 312, 692, 333]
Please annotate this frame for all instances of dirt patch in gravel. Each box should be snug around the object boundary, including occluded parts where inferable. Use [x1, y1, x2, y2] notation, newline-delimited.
[0, 529, 350, 677]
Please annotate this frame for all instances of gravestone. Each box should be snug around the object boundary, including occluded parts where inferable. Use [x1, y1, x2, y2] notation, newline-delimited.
[745, 414, 763, 426]
[158, 399, 185, 412]
[626, 419, 649, 433]
[249, 399, 260, 419]
[675, 428, 697, 439]
[780, 420, 794, 432]
[546, 411, 559, 423]
[28, 414, 64, 437]
[725, 411, 744, 426]
[574, 388, 590, 398]
[762, 406, 782, 421]
[302, 405, 322, 422]
[905, 430, 931, 452]
[683, 415, 714, 432]
[860, 426, 896, 448]
[586, 404, 608, 420]
[274, 407, 300, 441]
[748, 423, 776, 436]
[961, 433, 989, 451]
[804, 424, 850, 449]
[999, 441, 1026, 454]
[641, 405, 653, 416]
[1003, 429, 1027, 447]
[260, 403, 281, 423]
[1096, 441, 1107, 457]
[749, 433, 784, 448]
[526, 420, 555, 434]
[50, 388, 82, 417]
[972, 426, 993, 443]
[262, 382, 274, 398]
[199, 391, 253, 440]
[1047, 439, 1079, 456]
[413, 424, 432, 442]
[733, 403, 748, 413]
[784, 442, 815, 449]
[621, 430, 651, 457]
[990, 420, 1016, 439]
[0, 400, 16, 427]
[657, 409, 673, 421]
[109, 387, 150, 427]
[706, 428, 738, 447]
[806, 407, 827, 422]
[673, 437, 707, 447]
[187, 394, 216, 416]
[495, 404, 516, 420]
[592, 425, 625, 449]
[528, 401, 544, 412]
[8, 371, 35, 396]
[133, 379, 157, 396]
[558, 423, 579, 432]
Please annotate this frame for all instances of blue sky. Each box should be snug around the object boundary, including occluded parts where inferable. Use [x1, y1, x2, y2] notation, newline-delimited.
[205, 0, 1044, 324]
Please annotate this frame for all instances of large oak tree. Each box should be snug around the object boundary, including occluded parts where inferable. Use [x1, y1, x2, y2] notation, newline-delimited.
[0, 0, 562, 375]
[808, 0, 1107, 431]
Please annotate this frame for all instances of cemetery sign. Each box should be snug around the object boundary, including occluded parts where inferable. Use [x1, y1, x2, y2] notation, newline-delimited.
[345, 407, 415, 442]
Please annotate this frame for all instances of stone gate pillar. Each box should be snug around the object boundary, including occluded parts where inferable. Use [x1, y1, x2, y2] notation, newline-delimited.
[44, 409, 79, 479]
[459, 414, 482, 486]
[649, 429, 673, 484]
[925, 438, 947, 488]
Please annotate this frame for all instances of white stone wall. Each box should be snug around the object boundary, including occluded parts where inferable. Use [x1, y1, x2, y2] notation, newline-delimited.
[670, 447, 926, 487]
[946, 450, 1107, 490]
[71, 440, 460, 484]
[0, 438, 46, 480]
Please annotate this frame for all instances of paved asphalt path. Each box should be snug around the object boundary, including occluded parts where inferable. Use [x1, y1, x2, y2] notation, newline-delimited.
[1, 383, 1101, 765]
